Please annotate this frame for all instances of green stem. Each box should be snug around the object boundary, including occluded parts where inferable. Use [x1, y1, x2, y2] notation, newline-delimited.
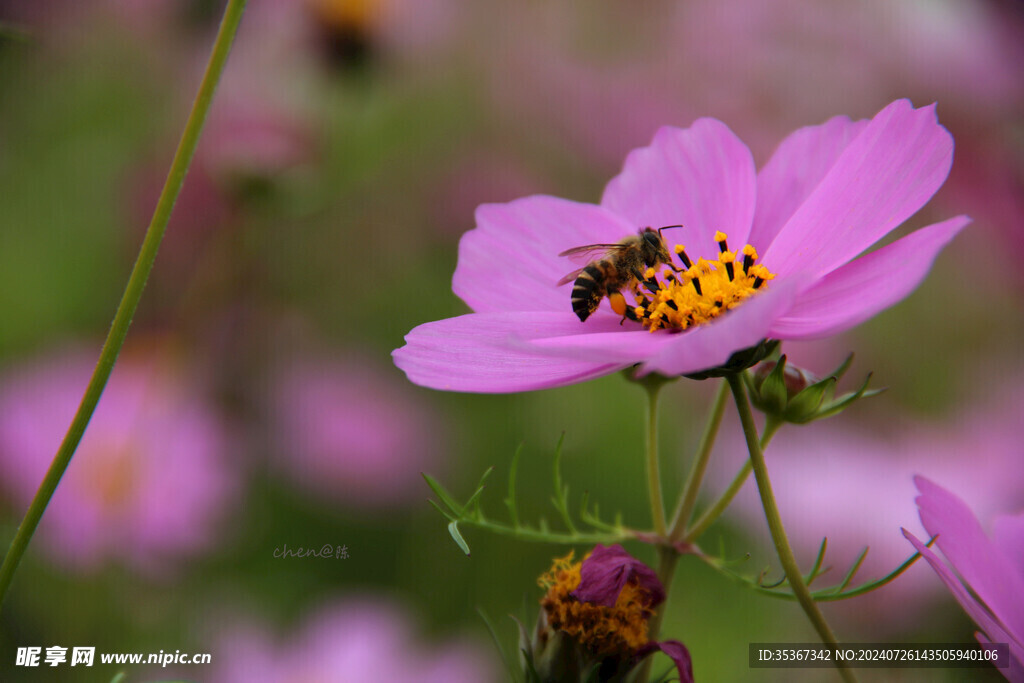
[684, 418, 780, 543]
[644, 380, 667, 537]
[0, 0, 249, 609]
[725, 375, 856, 683]
[668, 379, 729, 542]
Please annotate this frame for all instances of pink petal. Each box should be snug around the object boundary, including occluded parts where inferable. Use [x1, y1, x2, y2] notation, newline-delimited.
[749, 115, 869, 251]
[522, 326, 677, 365]
[762, 100, 954, 279]
[902, 528, 1009, 644]
[769, 216, 968, 339]
[392, 312, 626, 393]
[914, 477, 1024, 641]
[571, 544, 665, 608]
[976, 631, 1024, 682]
[655, 641, 694, 683]
[634, 641, 694, 683]
[453, 195, 635, 314]
[993, 513, 1024, 577]
[601, 120, 757, 262]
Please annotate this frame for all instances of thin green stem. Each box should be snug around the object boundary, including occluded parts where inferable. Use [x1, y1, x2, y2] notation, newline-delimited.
[644, 381, 667, 537]
[0, 0, 249, 609]
[684, 418, 780, 543]
[725, 375, 856, 683]
[668, 379, 729, 542]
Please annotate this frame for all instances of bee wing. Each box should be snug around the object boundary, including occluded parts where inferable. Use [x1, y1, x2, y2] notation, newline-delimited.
[556, 267, 587, 286]
[557, 243, 622, 264]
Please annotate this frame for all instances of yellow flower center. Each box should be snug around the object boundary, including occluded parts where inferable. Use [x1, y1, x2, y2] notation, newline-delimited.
[75, 436, 139, 511]
[309, 0, 379, 29]
[537, 551, 654, 657]
[624, 232, 775, 332]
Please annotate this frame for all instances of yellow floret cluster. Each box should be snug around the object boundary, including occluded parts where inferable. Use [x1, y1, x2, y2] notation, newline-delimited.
[630, 234, 775, 332]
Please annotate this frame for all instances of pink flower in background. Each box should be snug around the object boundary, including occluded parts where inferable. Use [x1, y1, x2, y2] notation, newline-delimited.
[215, 598, 495, 682]
[0, 346, 236, 575]
[198, 99, 313, 187]
[705, 378, 1024, 628]
[488, 0, 1021, 168]
[394, 99, 967, 392]
[126, 99, 311, 284]
[432, 153, 547, 238]
[267, 355, 441, 509]
[904, 478, 1024, 682]
[488, 0, 1023, 291]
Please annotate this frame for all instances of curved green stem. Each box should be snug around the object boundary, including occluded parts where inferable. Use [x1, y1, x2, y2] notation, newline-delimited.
[684, 418, 780, 543]
[0, 0, 249, 609]
[668, 379, 729, 542]
[725, 374, 856, 683]
[643, 380, 667, 537]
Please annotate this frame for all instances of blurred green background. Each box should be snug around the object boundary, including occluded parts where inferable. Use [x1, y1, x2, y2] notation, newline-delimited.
[0, 1, 1021, 681]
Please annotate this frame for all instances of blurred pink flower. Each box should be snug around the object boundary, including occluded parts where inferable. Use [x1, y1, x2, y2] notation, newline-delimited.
[489, 1, 1021, 164]
[486, 1, 1021, 282]
[215, 598, 496, 682]
[706, 377, 1024, 627]
[0, 346, 236, 575]
[904, 478, 1024, 682]
[126, 158, 234, 279]
[198, 99, 313, 187]
[266, 354, 442, 509]
[125, 99, 311, 287]
[394, 100, 967, 392]
[431, 153, 548, 238]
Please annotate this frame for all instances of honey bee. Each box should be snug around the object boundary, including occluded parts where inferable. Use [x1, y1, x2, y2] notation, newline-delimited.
[557, 225, 683, 322]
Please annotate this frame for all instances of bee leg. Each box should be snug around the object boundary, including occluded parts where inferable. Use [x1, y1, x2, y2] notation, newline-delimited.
[633, 268, 659, 293]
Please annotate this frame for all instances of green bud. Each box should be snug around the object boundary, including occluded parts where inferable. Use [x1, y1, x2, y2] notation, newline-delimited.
[747, 353, 883, 424]
[534, 630, 587, 683]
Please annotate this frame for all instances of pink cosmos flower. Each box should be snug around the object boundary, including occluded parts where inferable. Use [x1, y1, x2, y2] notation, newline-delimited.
[903, 478, 1024, 682]
[394, 99, 968, 392]
[0, 346, 236, 575]
[214, 598, 496, 682]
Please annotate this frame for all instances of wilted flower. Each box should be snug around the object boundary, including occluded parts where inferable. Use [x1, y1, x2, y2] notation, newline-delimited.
[0, 346, 235, 575]
[525, 544, 693, 683]
[394, 99, 967, 392]
[903, 478, 1024, 682]
[215, 598, 495, 682]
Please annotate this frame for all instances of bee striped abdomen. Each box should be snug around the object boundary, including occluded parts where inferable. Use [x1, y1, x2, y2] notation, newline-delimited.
[571, 262, 608, 321]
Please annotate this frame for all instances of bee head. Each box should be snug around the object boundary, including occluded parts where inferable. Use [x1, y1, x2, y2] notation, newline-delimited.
[640, 226, 674, 265]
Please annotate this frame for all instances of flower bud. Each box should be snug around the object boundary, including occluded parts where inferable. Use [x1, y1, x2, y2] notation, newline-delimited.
[747, 353, 882, 424]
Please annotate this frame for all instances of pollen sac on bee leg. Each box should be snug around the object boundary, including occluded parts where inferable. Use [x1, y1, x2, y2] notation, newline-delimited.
[609, 292, 628, 316]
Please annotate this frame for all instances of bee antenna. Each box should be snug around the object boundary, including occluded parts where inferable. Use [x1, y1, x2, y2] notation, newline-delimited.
[657, 224, 684, 236]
